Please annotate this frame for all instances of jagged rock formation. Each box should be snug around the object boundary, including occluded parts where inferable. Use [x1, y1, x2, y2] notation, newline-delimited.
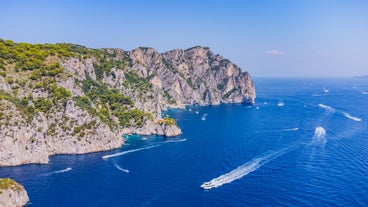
[0, 39, 255, 167]
[0, 178, 29, 207]
[147, 46, 255, 106]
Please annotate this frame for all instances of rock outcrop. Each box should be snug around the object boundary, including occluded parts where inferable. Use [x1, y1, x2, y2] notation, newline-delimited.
[0, 178, 29, 207]
[128, 46, 255, 107]
[0, 98, 125, 166]
[0, 39, 255, 166]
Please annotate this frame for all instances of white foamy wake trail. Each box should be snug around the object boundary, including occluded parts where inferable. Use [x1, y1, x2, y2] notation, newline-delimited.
[55, 167, 72, 174]
[201, 113, 208, 121]
[43, 167, 72, 176]
[277, 101, 284, 107]
[319, 103, 361, 122]
[308, 127, 328, 162]
[311, 126, 327, 145]
[318, 104, 335, 112]
[103, 138, 187, 159]
[165, 138, 187, 143]
[341, 112, 362, 122]
[102, 144, 161, 159]
[283, 127, 299, 131]
[201, 141, 302, 189]
[256, 128, 299, 133]
[114, 163, 129, 173]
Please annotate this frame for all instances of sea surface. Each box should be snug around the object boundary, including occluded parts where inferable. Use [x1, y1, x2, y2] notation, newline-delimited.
[1, 78, 368, 206]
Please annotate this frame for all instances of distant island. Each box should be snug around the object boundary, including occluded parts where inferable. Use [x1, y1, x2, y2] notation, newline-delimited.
[0, 39, 255, 167]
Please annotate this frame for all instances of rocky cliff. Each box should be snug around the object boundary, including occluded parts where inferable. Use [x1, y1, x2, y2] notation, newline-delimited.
[0, 39, 255, 166]
[0, 178, 29, 207]
[130, 46, 255, 107]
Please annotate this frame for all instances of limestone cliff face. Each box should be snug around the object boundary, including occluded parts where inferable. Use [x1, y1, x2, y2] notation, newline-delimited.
[129, 46, 255, 107]
[0, 41, 254, 167]
[0, 178, 29, 207]
[0, 99, 124, 166]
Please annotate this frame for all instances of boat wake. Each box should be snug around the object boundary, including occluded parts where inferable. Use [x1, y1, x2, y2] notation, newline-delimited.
[318, 104, 335, 112]
[201, 141, 303, 190]
[114, 163, 129, 173]
[283, 127, 299, 131]
[201, 113, 208, 121]
[201, 125, 327, 190]
[319, 103, 361, 122]
[311, 126, 326, 145]
[258, 128, 299, 133]
[277, 101, 284, 107]
[54, 167, 72, 174]
[341, 112, 361, 122]
[165, 138, 187, 143]
[103, 138, 187, 159]
[102, 144, 161, 159]
[43, 167, 72, 176]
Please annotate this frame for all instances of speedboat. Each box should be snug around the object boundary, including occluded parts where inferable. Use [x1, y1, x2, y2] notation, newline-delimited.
[200, 182, 215, 189]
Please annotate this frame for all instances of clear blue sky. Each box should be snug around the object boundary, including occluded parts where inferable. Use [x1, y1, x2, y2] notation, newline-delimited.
[1, 0, 367, 77]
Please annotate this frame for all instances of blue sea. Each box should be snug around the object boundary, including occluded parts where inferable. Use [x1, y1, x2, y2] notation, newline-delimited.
[1, 78, 368, 206]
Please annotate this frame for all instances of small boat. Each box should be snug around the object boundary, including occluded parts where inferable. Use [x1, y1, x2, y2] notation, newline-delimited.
[201, 113, 208, 120]
[201, 182, 215, 190]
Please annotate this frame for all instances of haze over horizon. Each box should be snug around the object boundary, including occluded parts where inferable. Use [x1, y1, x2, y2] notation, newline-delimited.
[1, 0, 367, 77]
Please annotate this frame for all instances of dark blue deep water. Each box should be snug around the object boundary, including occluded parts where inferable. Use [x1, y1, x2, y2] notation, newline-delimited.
[1, 78, 368, 206]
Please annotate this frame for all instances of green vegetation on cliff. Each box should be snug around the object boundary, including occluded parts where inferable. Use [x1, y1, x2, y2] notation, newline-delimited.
[0, 39, 78, 121]
[157, 117, 177, 125]
[0, 39, 85, 72]
[0, 90, 35, 121]
[80, 78, 153, 128]
[0, 39, 154, 129]
[91, 49, 127, 80]
[0, 178, 23, 194]
[123, 71, 152, 91]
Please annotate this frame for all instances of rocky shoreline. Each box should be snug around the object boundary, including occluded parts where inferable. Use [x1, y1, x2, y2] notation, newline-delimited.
[0, 40, 255, 206]
[0, 178, 29, 207]
[0, 40, 255, 167]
